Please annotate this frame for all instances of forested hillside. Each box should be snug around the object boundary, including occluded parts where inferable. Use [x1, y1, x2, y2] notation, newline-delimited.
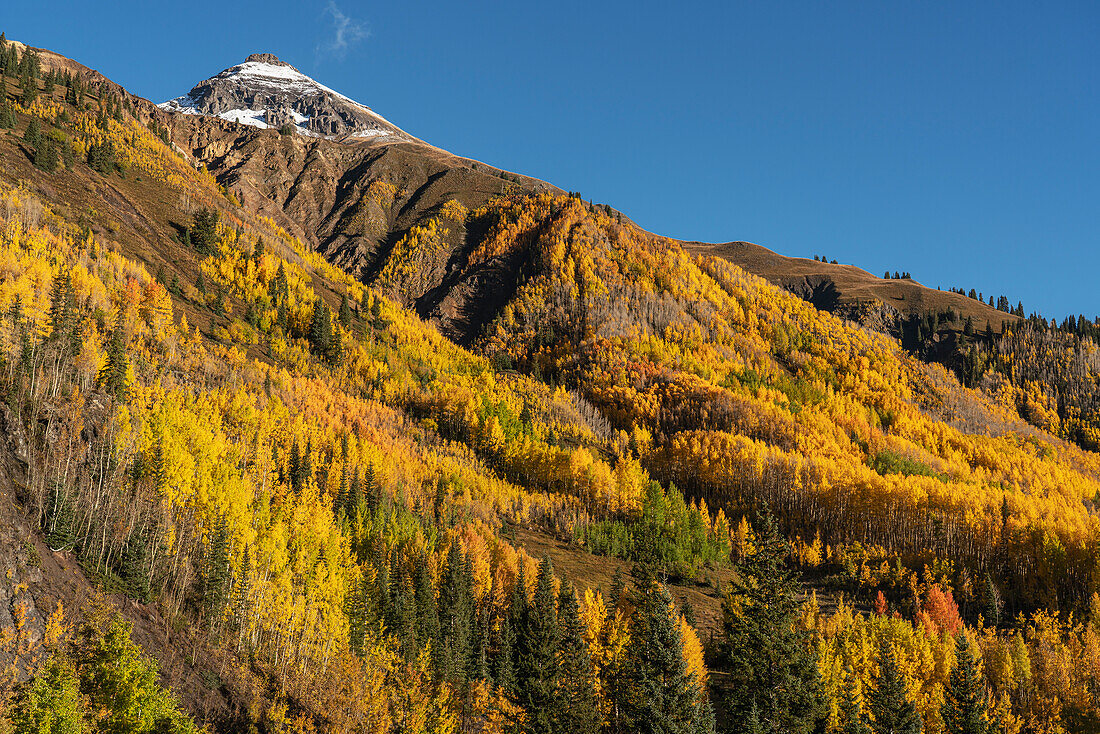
[0, 34, 1098, 734]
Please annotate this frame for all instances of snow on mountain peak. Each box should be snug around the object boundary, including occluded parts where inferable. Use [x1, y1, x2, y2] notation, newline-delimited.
[158, 54, 410, 142]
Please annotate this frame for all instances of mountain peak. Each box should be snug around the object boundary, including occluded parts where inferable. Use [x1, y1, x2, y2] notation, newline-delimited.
[244, 52, 290, 66]
[159, 55, 411, 142]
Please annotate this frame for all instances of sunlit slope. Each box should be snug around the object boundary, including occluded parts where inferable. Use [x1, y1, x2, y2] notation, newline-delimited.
[0, 75, 714, 726]
[466, 194, 1100, 608]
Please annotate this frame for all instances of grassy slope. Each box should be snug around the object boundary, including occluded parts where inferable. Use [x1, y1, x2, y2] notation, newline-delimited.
[685, 239, 1018, 332]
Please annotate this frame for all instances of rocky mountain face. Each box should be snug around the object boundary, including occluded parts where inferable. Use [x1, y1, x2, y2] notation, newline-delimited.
[162, 91, 559, 343]
[159, 53, 411, 141]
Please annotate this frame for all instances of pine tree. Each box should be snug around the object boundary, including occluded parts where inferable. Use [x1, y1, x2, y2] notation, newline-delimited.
[120, 529, 151, 603]
[302, 438, 313, 484]
[494, 612, 518, 695]
[24, 116, 41, 148]
[348, 469, 363, 519]
[47, 269, 75, 343]
[20, 69, 36, 105]
[437, 542, 474, 683]
[335, 467, 350, 518]
[0, 94, 15, 129]
[232, 546, 253, 635]
[34, 135, 58, 172]
[190, 207, 219, 254]
[87, 138, 118, 174]
[346, 571, 367, 657]
[288, 439, 303, 495]
[97, 310, 130, 400]
[414, 561, 441, 652]
[518, 556, 559, 734]
[391, 570, 418, 661]
[839, 670, 872, 734]
[720, 506, 823, 733]
[270, 262, 288, 304]
[309, 298, 334, 362]
[554, 580, 599, 734]
[339, 293, 352, 328]
[941, 634, 989, 734]
[45, 480, 77, 551]
[202, 518, 231, 631]
[868, 642, 922, 734]
[622, 575, 713, 734]
[745, 699, 764, 734]
[610, 566, 625, 609]
[472, 596, 492, 682]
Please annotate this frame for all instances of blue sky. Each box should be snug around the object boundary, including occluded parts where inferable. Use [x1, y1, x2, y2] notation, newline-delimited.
[4, 1, 1098, 318]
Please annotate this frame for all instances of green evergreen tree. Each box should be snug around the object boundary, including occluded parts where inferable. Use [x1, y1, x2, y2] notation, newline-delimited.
[720, 506, 824, 733]
[97, 310, 130, 400]
[941, 634, 989, 734]
[20, 69, 36, 105]
[339, 293, 352, 328]
[120, 529, 151, 603]
[414, 561, 441, 652]
[348, 469, 364, 519]
[34, 135, 58, 171]
[437, 542, 474, 683]
[302, 438, 313, 484]
[210, 288, 226, 318]
[288, 439, 303, 495]
[87, 138, 118, 174]
[391, 570, 418, 662]
[45, 480, 77, 551]
[623, 576, 713, 734]
[232, 546, 253, 633]
[554, 580, 599, 734]
[518, 556, 559, 734]
[190, 208, 219, 254]
[335, 467, 350, 518]
[47, 269, 75, 342]
[610, 566, 625, 609]
[24, 115, 41, 148]
[0, 94, 15, 129]
[270, 262, 288, 304]
[309, 297, 334, 361]
[276, 302, 289, 333]
[839, 669, 873, 734]
[868, 642, 922, 734]
[493, 613, 518, 695]
[345, 571, 367, 657]
[363, 462, 378, 512]
[472, 596, 492, 682]
[745, 699, 764, 734]
[202, 518, 231, 631]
